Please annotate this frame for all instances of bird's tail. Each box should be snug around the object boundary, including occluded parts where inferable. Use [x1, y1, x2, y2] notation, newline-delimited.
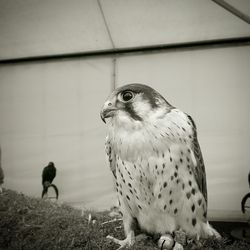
[41, 183, 59, 199]
[50, 184, 59, 199]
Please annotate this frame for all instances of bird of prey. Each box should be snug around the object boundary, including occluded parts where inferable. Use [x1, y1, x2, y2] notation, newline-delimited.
[100, 84, 220, 249]
[41, 162, 59, 199]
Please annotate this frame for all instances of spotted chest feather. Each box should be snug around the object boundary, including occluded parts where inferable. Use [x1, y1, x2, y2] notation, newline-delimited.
[114, 143, 207, 236]
[107, 109, 207, 237]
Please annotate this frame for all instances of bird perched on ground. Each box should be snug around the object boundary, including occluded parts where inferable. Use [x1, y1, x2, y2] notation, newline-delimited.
[100, 83, 220, 249]
[41, 162, 58, 199]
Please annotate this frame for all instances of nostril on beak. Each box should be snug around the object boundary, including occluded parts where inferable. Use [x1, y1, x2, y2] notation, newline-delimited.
[101, 101, 116, 123]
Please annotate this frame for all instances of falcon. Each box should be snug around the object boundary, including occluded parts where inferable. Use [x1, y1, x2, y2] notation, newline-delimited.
[41, 162, 59, 199]
[100, 83, 220, 249]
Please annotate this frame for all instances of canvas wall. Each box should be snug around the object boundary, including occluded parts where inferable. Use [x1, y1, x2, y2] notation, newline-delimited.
[0, 45, 249, 221]
[0, 58, 116, 209]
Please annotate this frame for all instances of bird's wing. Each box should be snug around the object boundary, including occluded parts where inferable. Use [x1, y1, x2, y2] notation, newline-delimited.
[42, 167, 47, 184]
[105, 135, 116, 178]
[42, 166, 56, 184]
[187, 115, 208, 203]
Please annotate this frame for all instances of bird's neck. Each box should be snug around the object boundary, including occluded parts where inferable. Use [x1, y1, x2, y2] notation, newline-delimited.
[107, 108, 192, 162]
[107, 119, 169, 162]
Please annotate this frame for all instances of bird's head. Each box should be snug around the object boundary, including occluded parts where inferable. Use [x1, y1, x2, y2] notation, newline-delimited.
[100, 83, 172, 129]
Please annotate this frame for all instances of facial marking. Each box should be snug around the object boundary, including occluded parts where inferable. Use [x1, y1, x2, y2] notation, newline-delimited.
[124, 101, 143, 121]
[131, 94, 152, 120]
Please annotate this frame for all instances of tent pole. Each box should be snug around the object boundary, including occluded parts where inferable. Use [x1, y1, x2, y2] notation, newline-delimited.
[1, 37, 250, 65]
[97, 0, 116, 91]
[211, 0, 250, 25]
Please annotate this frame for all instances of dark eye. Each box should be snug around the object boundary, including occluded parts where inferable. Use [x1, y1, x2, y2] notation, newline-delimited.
[121, 91, 134, 102]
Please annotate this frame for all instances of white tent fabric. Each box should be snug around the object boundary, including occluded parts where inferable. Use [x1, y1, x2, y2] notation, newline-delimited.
[0, 58, 116, 210]
[0, 0, 249, 59]
[100, 0, 250, 48]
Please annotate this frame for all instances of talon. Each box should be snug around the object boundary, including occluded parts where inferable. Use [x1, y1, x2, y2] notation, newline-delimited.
[107, 235, 123, 245]
[158, 234, 174, 249]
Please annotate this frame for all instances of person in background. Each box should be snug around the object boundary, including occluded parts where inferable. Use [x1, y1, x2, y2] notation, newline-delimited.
[0, 146, 4, 193]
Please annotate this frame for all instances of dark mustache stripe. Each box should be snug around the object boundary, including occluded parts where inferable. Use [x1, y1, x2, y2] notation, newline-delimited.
[125, 103, 143, 122]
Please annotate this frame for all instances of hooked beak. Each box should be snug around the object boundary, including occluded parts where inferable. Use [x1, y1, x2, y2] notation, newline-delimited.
[100, 104, 117, 123]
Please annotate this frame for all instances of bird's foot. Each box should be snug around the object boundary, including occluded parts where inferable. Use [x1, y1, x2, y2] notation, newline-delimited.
[158, 234, 184, 250]
[107, 231, 135, 249]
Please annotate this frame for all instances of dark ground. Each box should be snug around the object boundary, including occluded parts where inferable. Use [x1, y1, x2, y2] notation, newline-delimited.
[0, 189, 250, 250]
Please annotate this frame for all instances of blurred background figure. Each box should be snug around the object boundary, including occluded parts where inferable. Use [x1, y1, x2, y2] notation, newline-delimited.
[231, 171, 250, 242]
[241, 171, 250, 214]
[249, 172, 250, 189]
[41, 162, 59, 199]
[0, 146, 4, 193]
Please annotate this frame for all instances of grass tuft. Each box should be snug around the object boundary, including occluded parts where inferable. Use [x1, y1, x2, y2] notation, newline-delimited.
[0, 189, 249, 249]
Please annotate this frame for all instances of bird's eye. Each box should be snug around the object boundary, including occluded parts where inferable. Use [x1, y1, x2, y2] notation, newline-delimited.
[121, 91, 134, 102]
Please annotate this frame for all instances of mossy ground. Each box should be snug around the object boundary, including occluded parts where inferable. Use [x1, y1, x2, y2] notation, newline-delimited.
[0, 189, 249, 250]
